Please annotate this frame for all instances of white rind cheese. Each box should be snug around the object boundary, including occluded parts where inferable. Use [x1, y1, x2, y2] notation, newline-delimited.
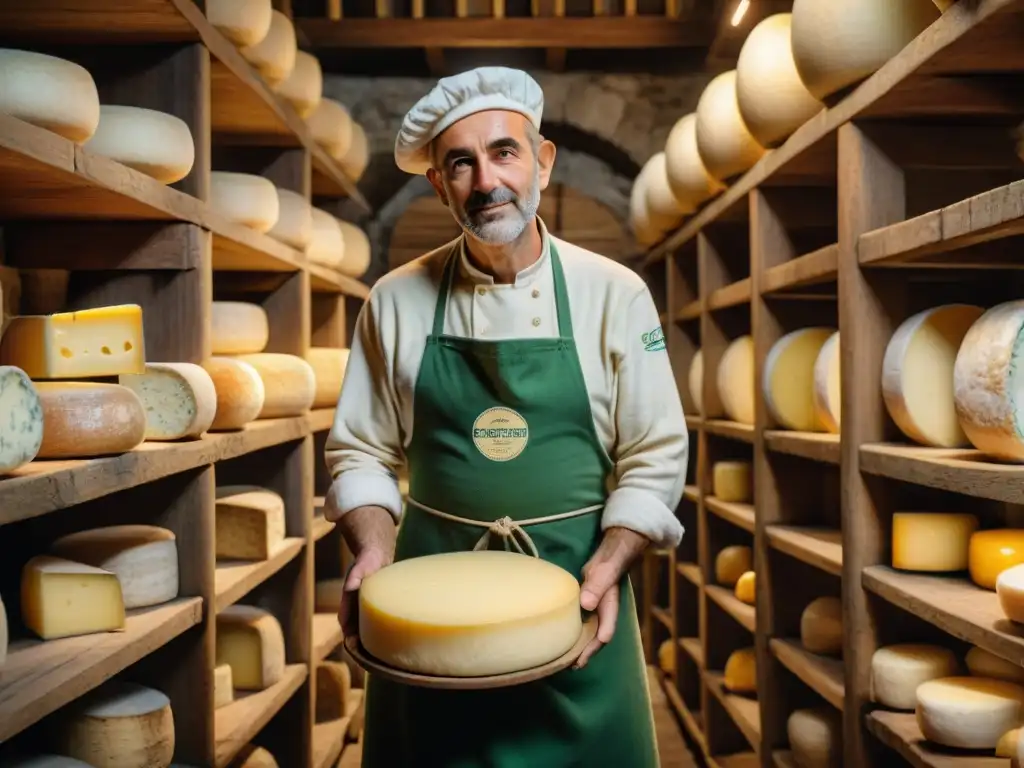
[763, 327, 835, 431]
[788, 707, 842, 768]
[695, 70, 766, 183]
[892, 512, 978, 572]
[203, 357, 266, 430]
[83, 105, 195, 184]
[0, 49, 101, 144]
[267, 187, 313, 250]
[917, 676, 1024, 749]
[239, 10, 297, 87]
[643, 151, 691, 228]
[205, 0, 273, 47]
[49, 525, 179, 610]
[339, 122, 369, 182]
[306, 98, 353, 160]
[215, 487, 286, 560]
[119, 362, 217, 440]
[236, 353, 316, 418]
[359, 550, 582, 677]
[337, 220, 371, 278]
[870, 643, 959, 711]
[216, 604, 287, 690]
[717, 335, 755, 424]
[214, 663, 234, 709]
[21, 555, 126, 639]
[664, 113, 725, 212]
[0, 365, 43, 473]
[306, 347, 350, 409]
[812, 331, 841, 434]
[209, 172, 280, 233]
[997, 564, 1024, 624]
[715, 545, 752, 587]
[801, 596, 843, 656]
[35, 382, 146, 459]
[211, 301, 270, 355]
[966, 646, 1024, 685]
[629, 171, 660, 248]
[307, 208, 346, 270]
[273, 50, 322, 117]
[688, 349, 703, 414]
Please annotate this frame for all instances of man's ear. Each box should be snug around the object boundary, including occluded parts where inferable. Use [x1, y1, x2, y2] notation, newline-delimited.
[426, 167, 448, 206]
[536, 139, 556, 191]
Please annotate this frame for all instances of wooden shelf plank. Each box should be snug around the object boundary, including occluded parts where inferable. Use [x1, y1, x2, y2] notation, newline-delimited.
[680, 636, 704, 668]
[683, 484, 700, 503]
[312, 513, 335, 543]
[764, 431, 840, 465]
[0, 0, 199, 42]
[705, 497, 755, 533]
[652, 606, 673, 631]
[705, 420, 755, 443]
[307, 408, 337, 434]
[762, 244, 839, 295]
[312, 613, 344, 664]
[215, 663, 307, 768]
[773, 752, 799, 768]
[705, 671, 761, 754]
[308, 264, 372, 298]
[708, 278, 752, 311]
[769, 638, 844, 711]
[0, 597, 202, 742]
[706, 585, 756, 633]
[716, 755, 762, 768]
[678, 561, 703, 586]
[313, 716, 352, 768]
[662, 675, 707, 753]
[685, 415, 703, 431]
[676, 299, 703, 322]
[866, 709, 1008, 768]
[215, 537, 305, 613]
[765, 526, 843, 576]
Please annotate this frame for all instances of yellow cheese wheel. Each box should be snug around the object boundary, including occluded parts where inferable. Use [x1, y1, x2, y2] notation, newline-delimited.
[712, 461, 751, 503]
[306, 97, 353, 160]
[643, 151, 692, 228]
[664, 113, 725, 211]
[658, 639, 676, 674]
[998, 564, 1024, 624]
[735, 571, 756, 604]
[21, 555, 125, 640]
[307, 208, 346, 270]
[0, 49, 100, 144]
[35, 382, 146, 459]
[274, 50, 322, 118]
[83, 105, 195, 184]
[800, 596, 843, 656]
[969, 529, 1024, 590]
[764, 327, 836, 431]
[688, 349, 703, 414]
[715, 545, 752, 587]
[216, 604, 286, 690]
[205, 0, 273, 47]
[211, 301, 269, 355]
[717, 335, 755, 424]
[316, 660, 353, 720]
[812, 331, 841, 434]
[340, 122, 370, 182]
[695, 70, 766, 183]
[239, 10, 296, 87]
[917, 676, 1024, 749]
[337, 220, 372, 279]
[306, 347, 350, 409]
[209, 172, 280, 233]
[892, 512, 978, 572]
[235, 352, 316, 418]
[966, 646, 1024, 685]
[202, 357, 266, 430]
[724, 647, 756, 693]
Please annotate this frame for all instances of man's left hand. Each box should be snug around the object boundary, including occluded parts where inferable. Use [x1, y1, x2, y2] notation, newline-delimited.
[574, 526, 651, 670]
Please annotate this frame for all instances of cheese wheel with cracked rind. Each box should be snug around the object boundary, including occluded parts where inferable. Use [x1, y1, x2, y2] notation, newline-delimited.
[0, 49, 100, 143]
[316, 660, 353, 721]
[239, 10, 296, 87]
[205, 0, 273, 46]
[306, 347, 350, 409]
[0, 365, 43, 473]
[788, 707, 842, 768]
[21, 555, 126, 640]
[235, 352, 316, 418]
[273, 50, 322, 117]
[997, 564, 1024, 623]
[892, 512, 978, 572]
[214, 663, 234, 708]
[800, 596, 843, 656]
[211, 301, 269, 355]
[210, 172, 279, 233]
[917, 676, 1024, 749]
[724, 647, 756, 693]
[119, 362, 217, 441]
[35, 382, 146, 459]
[665, 113, 725, 211]
[340, 122, 369, 182]
[764, 327, 835, 431]
[337, 220, 372, 279]
[359, 550, 582, 677]
[83, 105, 195, 184]
[306, 98, 353, 160]
[49, 524, 179, 609]
[717, 335, 755, 424]
[967, 646, 1024, 685]
[735, 571, 755, 604]
[688, 349, 703, 414]
[202, 357, 266, 430]
[715, 545, 752, 587]
[215, 486, 286, 560]
[969, 529, 1024, 590]
[268, 187, 313, 250]
[813, 331, 840, 434]
[216, 604, 286, 689]
[307, 208, 346, 270]
[695, 70, 766, 183]
[644, 151, 692, 228]
[870, 643, 959, 710]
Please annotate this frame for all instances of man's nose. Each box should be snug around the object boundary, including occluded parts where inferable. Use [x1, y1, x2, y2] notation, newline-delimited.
[473, 160, 498, 193]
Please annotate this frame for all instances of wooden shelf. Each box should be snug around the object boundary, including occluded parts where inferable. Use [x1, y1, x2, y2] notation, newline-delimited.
[685, 415, 703, 431]
[214, 537, 305, 613]
[683, 484, 700, 503]
[307, 408, 338, 434]
[764, 431, 840, 465]
[705, 420, 755, 443]
[706, 585, 756, 633]
[770, 638, 844, 711]
[865, 709, 1009, 768]
[678, 561, 702, 586]
[706, 671, 761, 754]
[0, 0, 199, 42]
[652, 606, 673, 631]
[677, 299, 703, 322]
[680, 636, 704, 667]
[761, 245, 839, 295]
[765, 526, 843, 577]
[312, 613, 344, 664]
[705, 497, 756, 532]
[708, 278, 752, 311]
[313, 716, 352, 768]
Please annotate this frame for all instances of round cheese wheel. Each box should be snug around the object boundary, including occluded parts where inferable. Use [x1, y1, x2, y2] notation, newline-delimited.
[800, 596, 843, 656]
[644, 151, 692, 227]
[688, 349, 703, 414]
[883, 303, 983, 448]
[1001, 727, 1021, 759]
[812, 331, 841, 434]
[892, 512, 978, 572]
[305, 347, 350, 409]
[83, 105, 195, 184]
[306, 97, 353, 160]
[791, 0, 940, 101]
[0, 49, 100, 144]
[658, 639, 676, 674]
[870, 643, 959, 710]
[211, 301, 269, 355]
[735, 570, 756, 604]
[202, 357, 266, 430]
[337, 220, 372, 278]
[209, 172, 279, 233]
[967, 646, 1024, 685]
[340, 122, 369, 182]
[723, 647, 756, 693]
[695, 70, 766, 183]
[359, 550, 582, 677]
[35, 382, 146, 459]
[307, 208, 346, 270]
[316, 660, 352, 721]
[717, 335, 755, 424]
[629, 171, 661, 247]
[736, 14, 822, 148]
[118, 362, 217, 440]
[917, 676, 1024, 749]
[969, 529, 1024, 590]
[954, 300, 1024, 460]
[267, 187, 313, 250]
[205, 0, 273, 47]
[239, 9, 296, 87]
[665, 113, 725, 212]
[235, 352, 316, 418]
[713, 460, 751, 502]
[274, 50, 322, 118]
[764, 327, 835, 431]
[715, 545, 752, 587]
[0, 365, 43, 473]
[997, 563, 1024, 623]
[787, 707, 842, 768]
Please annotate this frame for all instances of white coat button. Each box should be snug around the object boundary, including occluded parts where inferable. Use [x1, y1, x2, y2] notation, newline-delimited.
[532, 317, 541, 327]
[477, 286, 487, 296]
[532, 289, 540, 298]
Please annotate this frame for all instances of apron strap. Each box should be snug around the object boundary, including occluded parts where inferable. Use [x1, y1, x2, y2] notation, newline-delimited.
[406, 496, 603, 558]
[430, 241, 462, 338]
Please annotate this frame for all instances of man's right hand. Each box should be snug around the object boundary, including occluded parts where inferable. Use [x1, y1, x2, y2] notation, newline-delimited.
[330, 500, 398, 638]
[338, 544, 391, 637]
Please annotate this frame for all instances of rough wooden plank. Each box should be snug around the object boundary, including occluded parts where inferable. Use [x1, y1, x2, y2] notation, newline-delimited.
[866, 710, 1009, 768]
[765, 526, 843, 576]
[764, 431, 840, 465]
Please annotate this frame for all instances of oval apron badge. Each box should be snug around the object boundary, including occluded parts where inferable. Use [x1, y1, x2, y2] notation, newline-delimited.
[472, 406, 529, 461]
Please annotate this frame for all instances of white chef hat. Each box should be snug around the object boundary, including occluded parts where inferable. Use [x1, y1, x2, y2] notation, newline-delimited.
[394, 66, 544, 175]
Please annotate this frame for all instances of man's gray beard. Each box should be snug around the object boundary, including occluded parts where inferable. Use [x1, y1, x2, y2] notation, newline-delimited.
[448, 163, 541, 245]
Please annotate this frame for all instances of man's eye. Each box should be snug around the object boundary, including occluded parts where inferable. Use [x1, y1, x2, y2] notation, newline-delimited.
[497, 150, 513, 158]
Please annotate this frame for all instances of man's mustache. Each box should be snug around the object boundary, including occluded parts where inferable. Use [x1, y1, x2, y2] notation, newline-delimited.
[465, 187, 517, 213]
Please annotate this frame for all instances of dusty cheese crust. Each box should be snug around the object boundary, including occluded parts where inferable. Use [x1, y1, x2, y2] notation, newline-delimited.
[917, 676, 1024, 749]
[870, 643, 958, 711]
[84, 105, 195, 184]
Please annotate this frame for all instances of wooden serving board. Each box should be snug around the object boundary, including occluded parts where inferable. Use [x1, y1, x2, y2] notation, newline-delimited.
[344, 615, 599, 690]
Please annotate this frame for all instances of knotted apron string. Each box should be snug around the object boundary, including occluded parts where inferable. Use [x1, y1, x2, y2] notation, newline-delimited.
[405, 497, 604, 558]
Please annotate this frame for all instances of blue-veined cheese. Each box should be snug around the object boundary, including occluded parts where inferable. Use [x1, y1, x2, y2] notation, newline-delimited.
[119, 362, 217, 440]
[0, 365, 43, 472]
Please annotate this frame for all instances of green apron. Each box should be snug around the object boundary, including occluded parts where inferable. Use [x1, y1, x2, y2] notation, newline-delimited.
[361, 240, 660, 768]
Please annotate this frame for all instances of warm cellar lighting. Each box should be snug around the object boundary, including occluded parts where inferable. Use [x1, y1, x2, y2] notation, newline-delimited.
[730, 0, 750, 26]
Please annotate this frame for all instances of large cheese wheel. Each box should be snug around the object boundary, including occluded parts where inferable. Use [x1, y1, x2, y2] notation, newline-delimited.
[788, 707, 842, 768]
[665, 113, 725, 211]
[800, 596, 843, 656]
[688, 349, 703, 414]
[812, 331, 841, 434]
[119, 362, 217, 440]
[340, 122, 369, 182]
[0, 365, 43, 473]
[21, 555, 125, 640]
[35, 382, 145, 459]
[724, 648, 756, 693]
[267, 188, 313, 250]
[736, 14, 822, 148]
[235, 353, 316, 418]
[791, 0, 940, 101]
[969, 529, 1024, 590]
[695, 70, 766, 183]
[239, 10, 296, 87]
[209, 172, 279, 233]
[202, 357, 266, 430]
[917, 676, 1024, 749]
[717, 335, 755, 424]
[764, 327, 835, 431]
[216, 604, 286, 689]
[870, 644, 959, 710]
[997, 564, 1024, 623]
[273, 50, 322, 118]
[715, 545, 752, 587]
[211, 301, 269, 355]
[306, 97, 353, 160]
[644, 151, 692, 228]
[892, 512, 978, 571]
[205, 0, 272, 47]
[55, 682, 174, 768]
[337, 220, 372, 278]
[306, 347, 350, 409]
[49, 525, 179, 609]
[83, 105, 195, 184]
[0, 49, 100, 144]
[967, 646, 1024, 685]
[954, 300, 1024, 460]
[629, 171, 661, 248]
[359, 550, 582, 677]
[883, 304, 983, 448]
[307, 208, 346, 270]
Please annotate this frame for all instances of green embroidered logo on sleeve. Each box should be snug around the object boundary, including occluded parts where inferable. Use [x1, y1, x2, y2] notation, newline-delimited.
[641, 326, 666, 352]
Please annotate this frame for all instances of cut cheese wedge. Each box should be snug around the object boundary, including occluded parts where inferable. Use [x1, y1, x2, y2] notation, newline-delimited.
[813, 331, 841, 434]
[36, 382, 146, 459]
[695, 70, 766, 183]
[315, 578, 344, 613]
[274, 50, 322, 118]
[359, 550, 582, 677]
[83, 105, 195, 184]
[216, 604, 287, 689]
[688, 349, 703, 414]
[787, 707, 842, 768]
[735, 570, 756, 604]
[205, 0, 273, 47]
[712, 460, 751, 503]
[215, 487, 286, 560]
[307, 208, 346, 271]
[337, 220, 371, 279]
[306, 97, 353, 160]
[764, 327, 835, 431]
[306, 347, 350, 409]
[239, 10, 296, 87]
[917, 676, 1024, 749]
[0, 365, 43, 473]
[717, 335, 755, 424]
[892, 512, 978, 572]
[316, 660, 353, 721]
[800, 596, 843, 656]
[870, 643, 959, 711]
[202, 357, 266, 430]
[969, 529, 1024, 590]
[214, 663, 234, 708]
[49, 525, 179, 609]
[340, 122, 369, 182]
[210, 172, 279, 233]
[21, 555, 125, 640]
[0, 49, 100, 144]
[119, 362, 217, 440]
[235, 353, 316, 418]
[997, 564, 1024, 623]
[268, 187, 313, 250]
[967, 646, 1024, 685]
[715, 545, 752, 587]
[723, 647, 756, 693]
[211, 301, 269, 355]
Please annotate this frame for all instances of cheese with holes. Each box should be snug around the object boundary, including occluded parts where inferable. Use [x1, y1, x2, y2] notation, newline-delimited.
[801, 596, 843, 656]
[83, 105, 195, 184]
[5, 757, 93, 767]
[892, 512, 978, 572]
[337, 220, 371, 279]
[359, 550, 582, 676]
[268, 188, 313, 250]
[49, 525, 179, 609]
[306, 98, 353, 160]
[0, 366, 43, 472]
[735, 570, 756, 604]
[870, 643, 959, 710]
[55, 682, 174, 768]
[724, 647, 756, 693]
[210, 172, 279, 233]
[717, 335, 755, 424]
[21, 555, 125, 640]
[695, 70, 766, 182]
[36, 382, 146, 459]
[917, 676, 1024, 749]
[306, 347, 350, 409]
[883, 304, 983, 448]
[214, 663, 234, 708]
[644, 151, 691, 230]
[0, 594, 6, 667]
[274, 50, 321, 117]
[688, 350, 703, 414]
[967, 646, 1024, 685]
[235, 353, 316, 418]
[1000, 727, 1020, 758]
[212, 301, 269, 355]
[0, 49, 100, 144]
[788, 707, 842, 768]
[969, 529, 1024, 590]
[340, 122, 369, 182]
[215, 487, 286, 560]
[658, 639, 676, 674]
[997, 564, 1024, 623]
[317, 660, 352, 720]
[119, 362, 217, 441]
[665, 113, 725, 211]
[205, 0, 273, 46]
[216, 604, 286, 690]
[233, 746, 278, 768]
[813, 331, 841, 434]
[0, 304, 145, 379]
[307, 208, 346, 270]
[764, 327, 835, 431]
[239, 10, 296, 86]
[712, 461, 752, 503]
[203, 357, 266, 430]
[315, 578, 344, 613]
[715, 545, 752, 587]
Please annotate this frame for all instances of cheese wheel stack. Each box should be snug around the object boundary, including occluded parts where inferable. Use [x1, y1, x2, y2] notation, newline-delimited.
[239, 10, 297, 87]
[210, 172, 280, 233]
[0, 49, 101, 143]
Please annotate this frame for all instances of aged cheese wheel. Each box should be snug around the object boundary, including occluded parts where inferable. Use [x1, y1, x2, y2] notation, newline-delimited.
[337, 220, 372, 278]
[216, 604, 286, 689]
[234, 353, 316, 418]
[800, 596, 843, 656]
[234, 746, 278, 768]
[712, 461, 751, 503]
[695, 70, 766, 183]
[359, 550, 582, 677]
[918, 676, 1024, 749]
[202, 357, 266, 430]
[1002, 727, 1021, 758]
[0, 49, 100, 144]
[0, 366, 43, 473]
[997, 564, 1024, 623]
[215, 486, 286, 560]
[788, 707, 842, 768]
[644, 151, 692, 228]
[306, 97, 353, 160]
[274, 50, 322, 118]
[83, 105, 195, 184]
[970, 529, 1024, 590]
[735, 571, 756, 604]
[316, 660, 353, 720]
[340, 122, 369, 182]
[205, 0, 273, 47]
[967, 646, 1024, 685]
[629, 172, 661, 248]
[715, 545, 752, 587]
[35, 382, 146, 459]
[717, 335, 755, 424]
[307, 208, 346, 270]
[688, 349, 703, 414]
[119, 362, 217, 440]
[21, 555, 125, 640]
[813, 331, 841, 434]
[870, 643, 959, 710]
[723, 648, 756, 693]
[214, 663, 234, 708]
[239, 10, 296, 87]
[764, 327, 835, 431]
[315, 578, 344, 613]
[209, 172, 280, 233]
[267, 187, 313, 250]
[791, 0, 940, 101]
[665, 113, 725, 211]
[211, 301, 269, 355]
[892, 512, 978, 571]
[736, 14, 822, 148]
[49, 525, 179, 609]
[883, 304, 982, 448]
[306, 347, 350, 409]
